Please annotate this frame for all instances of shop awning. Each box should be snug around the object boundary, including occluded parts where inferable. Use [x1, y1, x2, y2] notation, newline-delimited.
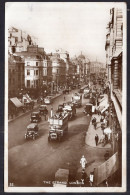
[98, 96, 108, 112]
[10, 97, 23, 108]
[25, 94, 32, 102]
[99, 97, 108, 107]
[23, 94, 32, 103]
[101, 104, 109, 113]
[24, 94, 32, 103]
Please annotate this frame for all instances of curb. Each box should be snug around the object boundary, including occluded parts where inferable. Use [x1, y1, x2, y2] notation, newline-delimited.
[8, 93, 62, 123]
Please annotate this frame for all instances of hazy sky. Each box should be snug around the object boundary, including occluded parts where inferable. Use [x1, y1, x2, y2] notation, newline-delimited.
[6, 2, 125, 63]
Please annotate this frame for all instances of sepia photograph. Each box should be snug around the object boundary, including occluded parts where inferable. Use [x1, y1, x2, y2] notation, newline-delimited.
[5, 2, 126, 192]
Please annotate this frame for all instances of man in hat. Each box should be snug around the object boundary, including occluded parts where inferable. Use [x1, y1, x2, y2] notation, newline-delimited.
[95, 134, 99, 146]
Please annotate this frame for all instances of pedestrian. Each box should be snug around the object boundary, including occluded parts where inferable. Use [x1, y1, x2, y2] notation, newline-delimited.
[81, 170, 87, 186]
[92, 117, 94, 125]
[100, 116, 104, 123]
[80, 155, 87, 170]
[105, 179, 109, 187]
[64, 96, 66, 101]
[92, 117, 96, 125]
[93, 121, 97, 130]
[95, 134, 99, 146]
[22, 107, 25, 113]
[105, 134, 108, 144]
[11, 111, 13, 119]
[97, 107, 100, 115]
[44, 113, 47, 121]
[89, 171, 94, 187]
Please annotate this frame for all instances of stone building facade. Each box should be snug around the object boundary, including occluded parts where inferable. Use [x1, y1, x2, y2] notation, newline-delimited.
[8, 54, 25, 98]
[105, 8, 124, 182]
[8, 27, 38, 53]
[105, 7, 123, 130]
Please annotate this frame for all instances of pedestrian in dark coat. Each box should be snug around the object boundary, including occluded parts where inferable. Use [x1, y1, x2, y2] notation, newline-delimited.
[94, 121, 97, 130]
[95, 134, 99, 146]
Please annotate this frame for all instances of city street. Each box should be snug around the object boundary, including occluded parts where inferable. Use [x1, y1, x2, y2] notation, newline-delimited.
[8, 88, 110, 187]
[5, 3, 125, 191]
[8, 89, 91, 186]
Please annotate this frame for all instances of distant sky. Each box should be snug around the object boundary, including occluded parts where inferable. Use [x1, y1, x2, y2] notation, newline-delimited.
[6, 2, 125, 63]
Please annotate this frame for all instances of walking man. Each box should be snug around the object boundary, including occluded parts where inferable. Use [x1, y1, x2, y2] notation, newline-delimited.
[80, 155, 87, 170]
[93, 121, 97, 130]
[89, 171, 94, 187]
[95, 134, 99, 146]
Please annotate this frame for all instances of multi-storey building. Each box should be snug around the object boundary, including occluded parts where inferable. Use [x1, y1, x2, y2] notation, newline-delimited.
[8, 27, 38, 53]
[71, 54, 90, 84]
[105, 7, 124, 183]
[16, 46, 43, 88]
[8, 54, 25, 98]
[50, 55, 66, 90]
[105, 7, 123, 131]
[89, 61, 104, 74]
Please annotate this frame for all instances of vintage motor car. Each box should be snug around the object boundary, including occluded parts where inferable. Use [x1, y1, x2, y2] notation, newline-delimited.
[44, 96, 53, 104]
[25, 123, 39, 140]
[39, 105, 48, 115]
[83, 103, 93, 115]
[57, 104, 64, 112]
[63, 89, 69, 94]
[30, 111, 41, 123]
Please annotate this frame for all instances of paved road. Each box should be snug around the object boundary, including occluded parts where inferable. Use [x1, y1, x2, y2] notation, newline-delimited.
[8, 89, 92, 187]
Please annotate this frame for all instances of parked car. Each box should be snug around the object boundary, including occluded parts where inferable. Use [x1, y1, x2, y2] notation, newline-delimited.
[39, 105, 48, 115]
[44, 96, 53, 104]
[30, 111, 41, 123]
[25, 123, 39, 140]
[63, 89, 69, 94]
[57, 104, 64, 112]
[83, 103, 93, 115]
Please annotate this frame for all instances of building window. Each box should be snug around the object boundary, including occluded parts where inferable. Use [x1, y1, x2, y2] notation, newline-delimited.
[12, 46, 16, 53]
[36, 70, 38, 75]
[36, 62, 38, 66]
[27, 70, 30, 75]
[27, 80, 30, 88]
[15, 37, 18, 43]
[36, 80, 38, 86]
[9, 78, 11, 84]
[27, 62, 30, 66]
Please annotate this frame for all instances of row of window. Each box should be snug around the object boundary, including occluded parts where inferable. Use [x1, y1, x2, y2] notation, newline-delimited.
[9, 76, 24, 84]
[27, 62, 39, 66]
[27, 80, 39, 88]
[27, 70, 39, 76]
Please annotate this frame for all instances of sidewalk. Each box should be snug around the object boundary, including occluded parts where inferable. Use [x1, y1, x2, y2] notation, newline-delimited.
[8, 92, 62, 123]
[85, 114, 111, 149]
